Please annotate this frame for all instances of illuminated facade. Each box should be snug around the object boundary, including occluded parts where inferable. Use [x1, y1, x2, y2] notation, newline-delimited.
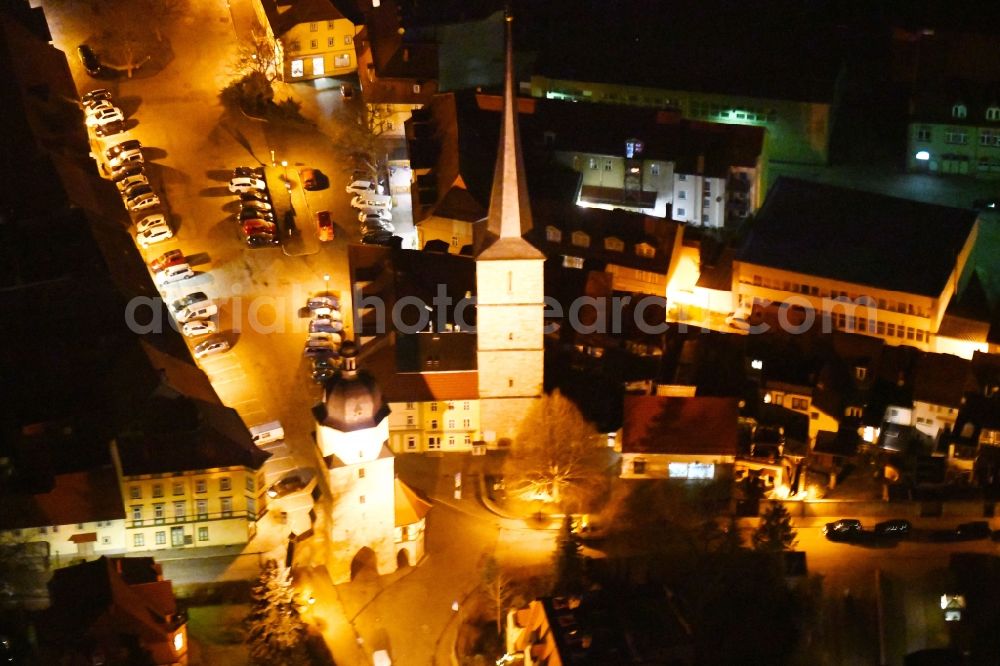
[252, 0, 358, 81]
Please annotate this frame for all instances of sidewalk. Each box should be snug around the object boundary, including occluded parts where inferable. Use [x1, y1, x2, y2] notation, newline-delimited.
[297, 565, 371, 666]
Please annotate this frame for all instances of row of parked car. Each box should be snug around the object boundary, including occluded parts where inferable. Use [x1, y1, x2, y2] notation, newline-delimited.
[229, 167, 280, 248]
[824, 518, 996, 543]
[304, 295, 344, 382]
[347, 176, 395, 243]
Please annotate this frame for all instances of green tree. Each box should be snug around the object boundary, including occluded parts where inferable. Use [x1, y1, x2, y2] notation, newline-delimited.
[503, 390, 608, 511]
[752, 502, 797, 553]
[481, 555, 513, 636]
[553, 515, 585, 595]
[219, 72, 274, 115]
[243, 560, 309, 665]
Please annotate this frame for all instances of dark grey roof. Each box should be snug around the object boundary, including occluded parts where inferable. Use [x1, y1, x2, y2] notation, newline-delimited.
[313, 345, 391, 432]
[737, 178, 979, 297]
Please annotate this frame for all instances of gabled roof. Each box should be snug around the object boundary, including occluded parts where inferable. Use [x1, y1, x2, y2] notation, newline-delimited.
[622, 396, 738, 456]
[737, 178, 979, 297]
[912, 353, 972, 408]
[394, 478, 431, 526]
[0, 467, 125, 531]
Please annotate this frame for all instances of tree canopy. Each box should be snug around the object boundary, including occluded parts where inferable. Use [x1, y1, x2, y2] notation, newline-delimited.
[243, 560, 310, 665]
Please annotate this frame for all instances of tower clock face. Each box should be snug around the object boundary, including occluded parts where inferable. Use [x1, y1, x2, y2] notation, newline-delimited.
[345, 396, 373, 423]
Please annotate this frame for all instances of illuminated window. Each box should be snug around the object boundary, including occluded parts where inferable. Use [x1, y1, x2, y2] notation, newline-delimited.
[344, 35, 353, 45]
[563, 255, 584, 269]
[155, 531, 166, 545]
[676, 207, 685, 216]
[546, 225, 562, 242]
[588, 158, 597, 170]
[603, 160, 613, 171]
[130, 486, 141, 500]
[358, 468, 365, 479]
[335, 53, 351, 68]
[220, 497, 232, 517]
[196, 500, 207, 519]
[604, 237, 624, 251]
[173, 482, 183, 496]
[152, 484, 163, 498]
[312, 56, 324, 76]
[651, 163, 660, 176]
[952, 103, 967, 119]
[571, 231, 590, 247]
[198, 527, 209, 541]
[635, 243, 655, 258]
[195, 480, 206, 494]
[290, 59, 304, 77]
[309, 22, 318, 31]
[134, 533, 145, 547]
[220, 477, 231, 492]
[174, 502, 186, 519]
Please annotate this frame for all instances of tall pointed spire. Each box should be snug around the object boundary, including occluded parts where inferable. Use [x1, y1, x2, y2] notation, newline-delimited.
[477, 10, 543, 259]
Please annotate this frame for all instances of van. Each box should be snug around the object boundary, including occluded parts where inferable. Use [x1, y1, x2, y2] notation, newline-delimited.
[250, 421, 285, 446]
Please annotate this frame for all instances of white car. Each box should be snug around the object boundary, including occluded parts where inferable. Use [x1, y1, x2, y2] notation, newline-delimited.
[84, 100, 114, 116]
[229, 176, 266, 193]
[345, 180, 379, 195]
[156, 263, 194, 286]
[194, 337, 230, 359]
[85, 106, 124, 126]
[312, 309, 342, 324]
[308, 331, 343, 347]
[136, 213, 168, 234]
[181, 319, 217, 337]
[358, 209, 392, 223]
[127, 192, 160, 212]
[116, 173, 148, 192]
[350, 195, 391, 210]
[110, 151, 144, 170]
[136, 223, 173, 248]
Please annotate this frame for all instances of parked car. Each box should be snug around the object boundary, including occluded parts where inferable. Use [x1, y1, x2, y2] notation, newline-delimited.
[123, 183, 154, 202]
[317, 210, 334, 241]
[361, 230, 396, 246]
[310, 318, 343, 334]
[350, 194, 391, 210]
[300, 168, 325, 191]
[874, 519, 912, 539]
[126, 191, 160, 212]
[156, 263, 194, 286]
[111, 164, 144, 183]
[312, 366, 336, 384]
[249, 421, 285, 446]
[303, 344, 337, 358]
[149, 249, 184, 272]
[955, 521, 991, 541]
[246, 233, 280, 248]
[77, 44, 101, 76]
[340, 83, 354, 99]
[267, 474, 306, 498]
[229, 176, 266, 193]
[307, 295, 339, 312]
[308, 332, 342, 347]
[243, 220, 277, 236]
[346, 180, 379, 195]
[94, 121, 126, 138]
[85, 106, 124, 127]
[823, 519, 863, 541]
[136, 213, 168, 234]
[194, 337, 230, 359]
[362, 217, 395, 234]
[136, 223, 173, 248]
[312, 309, 342, 325]
[239, 207, 275, 222]
[725, 311, 751, 331]
[171, 291, 209, 313]
[240, 189, 270, 204]
[116, 173, 148, 192]
[241, 199, 273, 213]
[110, 152, 144, 171]
[358, 208, 392, 223]
[108, 139, 143, 164]
[233, 166, 263, 178]
[81, 89, 112, 107]
[181, 319, 217, 337]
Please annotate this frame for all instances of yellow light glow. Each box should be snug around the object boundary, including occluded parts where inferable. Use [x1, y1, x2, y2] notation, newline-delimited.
[173, 632, 184, 651]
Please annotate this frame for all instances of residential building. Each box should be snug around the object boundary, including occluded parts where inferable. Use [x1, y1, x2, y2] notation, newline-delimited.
[251, 0, 358, 81]
[734, 178, 980, 351]
[620, 396, 739, 480]
[506, 588, 693, 665]
[911, 352, 972, 439]
[308, 342, 430, 582]
[0, 467, 126, 562]
[110, 387, 270, 552]
[38, 556, 188, 666]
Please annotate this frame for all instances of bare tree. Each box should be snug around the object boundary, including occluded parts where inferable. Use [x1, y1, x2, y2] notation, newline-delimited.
[481, 555, 513, 636]
[502, 390, 609, 511]
[232, 30, 280, 83]
[99, 1, 154, 79]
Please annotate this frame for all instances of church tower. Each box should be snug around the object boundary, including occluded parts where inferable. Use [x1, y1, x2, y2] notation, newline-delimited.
[475, 12, 545, 446]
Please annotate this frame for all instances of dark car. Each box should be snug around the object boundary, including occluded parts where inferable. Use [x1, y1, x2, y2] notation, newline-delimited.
[874, 519, 912, 539]
[972, 198, 1000, 209]
[361, 229, 396, 246]
[823, 519, 863, 541]
[340, 83, 355, 99]
[95, 120, 126, 138]
[241, 189, 270, 204]
[239, 207, 275, 222]
[955, 521, 991, 541]
[77, 44, 101, 76]
[233, 166, 263, 178]
[267, 474, 306, 498]
[246, 233, 280, 248]
[300, 168, 327, 191]
[111, 164, 145, 183]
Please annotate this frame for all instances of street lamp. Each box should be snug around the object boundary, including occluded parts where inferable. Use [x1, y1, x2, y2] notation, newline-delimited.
[324, 273, 330, 295]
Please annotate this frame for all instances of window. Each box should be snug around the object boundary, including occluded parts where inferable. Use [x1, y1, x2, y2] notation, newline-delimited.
[463, 401, 470, 411]
[886, 323, 896, 337]
[310, 40, 319, 50]
[791, 397, 809, 410]
[134, 533, 145, 547]
[678, 174, 686, 181]
[635, 243, 655, 258]
[405, 402, 415, 410]
[406, 415, 414, 426]
[678, 190, 686, 200]
[603, 160, 613, 171]
[152, 484, 163, 498]
[604, 237, 624, 251]
[195, 480, 206, 494]
[198, 527, 209, 541]
[406, 436, 417, 449]
[464, 435, 472, 445]
[431, 420, 438, 429]
[633, 459, 647, 474]
[154, 504, 165, 524]
[430, 402, 438, 412]
[38, 527, 47, 535]
[172, 482, 183, 496]
[220, 498, 232, 517]
[358, 468, 365, 479]
[130, 486, 141, 500]
[545, 225, 562, 242]
[174, 502, 186, 520]
[328, 37, 335, 48]
[101, 535, 111, 545]
[131, 506, 142, 524]
[220, 477, 231, 492]
[988, 106, 1000, 121]
[327, 20, 335, 29]
[945, 129, 968, 145]
[335, 53, 351, 68]
[571, 231, 590, 247]
[344, 35, 353, 45]
[463, 419, 471, 428]
[448, 420, 455, 429]
[291, 59, 304, 77]
[155, 531, 166, 545]
[246, 476, 254, 492]
[846, 406, 863, 418]
[588, 157, 597, 170]
[509, 378, 514, 388]
[289, 40, 300, 51]
[676, 208, 686, 216]
[952, 103, 967, 119]
[196, 500, 207, 519]
[651, 163, 660, 176]
[562, 255, 584, 269]
[309, 22, 318, 31]
[855, 366, 868, 381]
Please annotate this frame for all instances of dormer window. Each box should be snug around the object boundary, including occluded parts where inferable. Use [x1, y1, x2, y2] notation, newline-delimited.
[604, 236, 624, 252]
[635, 242, 655, 258]
[987, 106, 1000, 121]
[571, 231, 590, 247]
[952, 103, 967, 119]
[855, 366, 868, 381]
[545, 225, 562, 243]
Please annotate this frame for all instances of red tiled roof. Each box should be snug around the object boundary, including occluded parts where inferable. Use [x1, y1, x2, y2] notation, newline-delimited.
[622, 396, 738, 456]
[69, 532, 97, 543]
[0, 468, 125, 531]
[383, 371, 479, 402]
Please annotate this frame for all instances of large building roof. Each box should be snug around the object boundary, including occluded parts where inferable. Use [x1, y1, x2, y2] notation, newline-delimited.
[313, 343, 391, 432]
[737, 178, 979, 297]
[0, 467, 124, 531]
[622, 396, 739, 456]
[257, 0, 349, 38]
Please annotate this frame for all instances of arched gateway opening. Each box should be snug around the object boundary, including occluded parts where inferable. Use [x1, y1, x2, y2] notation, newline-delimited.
[350, 546, 379, 580]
